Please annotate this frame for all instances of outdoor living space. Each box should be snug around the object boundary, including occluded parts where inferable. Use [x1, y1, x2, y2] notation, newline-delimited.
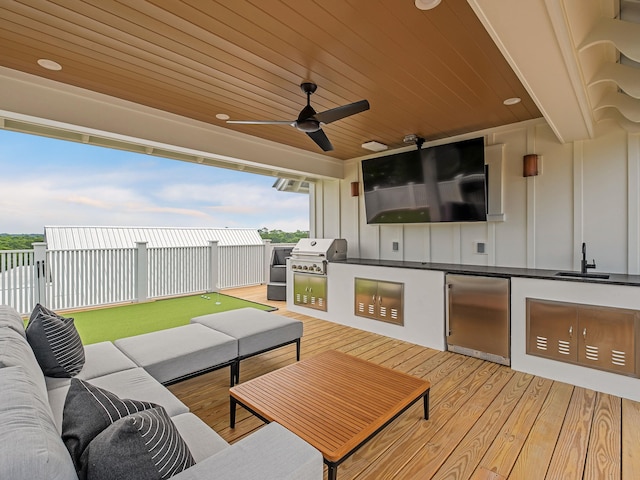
[170, 284, 640, 480]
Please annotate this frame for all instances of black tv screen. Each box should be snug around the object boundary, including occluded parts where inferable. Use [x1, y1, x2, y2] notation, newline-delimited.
[362, 137, 486, 224]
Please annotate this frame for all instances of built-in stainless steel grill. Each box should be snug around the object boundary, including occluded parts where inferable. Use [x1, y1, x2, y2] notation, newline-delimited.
[290, 238, 347, 275]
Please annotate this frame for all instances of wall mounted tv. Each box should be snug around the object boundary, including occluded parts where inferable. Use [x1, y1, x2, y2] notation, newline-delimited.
[361, 137, 486, 224]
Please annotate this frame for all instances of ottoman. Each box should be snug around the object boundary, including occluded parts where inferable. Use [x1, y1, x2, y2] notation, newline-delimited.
[191, 307, 303, 383]
[114, 323, 238, 385]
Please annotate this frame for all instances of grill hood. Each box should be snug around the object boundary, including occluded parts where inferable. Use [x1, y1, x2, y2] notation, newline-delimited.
[291, 238, 347, 261]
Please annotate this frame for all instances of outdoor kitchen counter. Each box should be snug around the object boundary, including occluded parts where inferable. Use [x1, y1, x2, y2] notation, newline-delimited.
[334, 258, 640, 287]
[323, 259, 640, 402]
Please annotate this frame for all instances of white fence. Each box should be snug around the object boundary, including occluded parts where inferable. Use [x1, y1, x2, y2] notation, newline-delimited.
[0, 240, 277, 314]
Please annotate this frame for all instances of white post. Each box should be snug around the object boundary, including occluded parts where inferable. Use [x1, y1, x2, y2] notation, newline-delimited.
[263, 239, 273, 284]
[208, 240, 219, 293]
[135, 242, 148, 303]
[32, 242, 47, 307]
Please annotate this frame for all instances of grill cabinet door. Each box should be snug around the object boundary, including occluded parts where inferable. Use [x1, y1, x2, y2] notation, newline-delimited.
[307, 276, 328, 311]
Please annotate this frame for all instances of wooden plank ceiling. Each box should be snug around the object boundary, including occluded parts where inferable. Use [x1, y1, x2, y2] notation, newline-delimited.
[0, 0, 541, 160]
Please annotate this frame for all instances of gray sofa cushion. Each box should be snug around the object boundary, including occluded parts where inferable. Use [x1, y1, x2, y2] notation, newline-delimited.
[114, 324, 237, 384]
[49, 368, 189, 433]
[191, 307, 303, 357]
[85, 406, 194, 480]
[0, 304, 26, 338]
[26, 304, 85, 377]
[171, 423, 322, 480]
[0, 327, 50, 399]
[46, 341, 138, 390]
[0, 366, 77, 480]
[170, 413, 229, 463]
[62, 378, 158, 477]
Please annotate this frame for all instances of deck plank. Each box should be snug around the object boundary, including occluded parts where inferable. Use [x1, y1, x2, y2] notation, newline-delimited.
[470, 376, 554, 478]
[166, 285, 639, 480]
[622, 398, 640, 480]
[430, 371, 533, 480]
[585, 393, 621, 480]
[508, 381, 574, 479]
[545, 387, 597, 479]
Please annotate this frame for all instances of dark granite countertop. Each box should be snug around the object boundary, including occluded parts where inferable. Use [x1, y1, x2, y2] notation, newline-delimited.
[334, 258, 640, 287]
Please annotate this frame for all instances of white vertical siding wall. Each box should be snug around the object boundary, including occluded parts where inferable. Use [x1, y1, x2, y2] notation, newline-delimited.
[0, 250, 36, 314]
[217, 245, 265, 288]
[0, 243, 268, 314]
[322, 119, 640, 275]
[45, 248, 136, 311]
[147, 246, 209, 298]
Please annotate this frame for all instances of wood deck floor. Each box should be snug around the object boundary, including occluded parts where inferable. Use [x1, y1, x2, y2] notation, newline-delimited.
[168, 285, 640, 480]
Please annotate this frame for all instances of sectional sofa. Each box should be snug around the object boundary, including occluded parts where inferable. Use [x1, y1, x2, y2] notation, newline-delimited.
[0, 304, 322, 480]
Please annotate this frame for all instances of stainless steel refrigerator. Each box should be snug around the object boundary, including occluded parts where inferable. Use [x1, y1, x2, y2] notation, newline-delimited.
[445, 274, 510, 366]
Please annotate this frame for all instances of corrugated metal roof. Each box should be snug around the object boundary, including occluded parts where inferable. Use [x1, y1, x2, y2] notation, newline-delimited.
[44, 226, 264, 250]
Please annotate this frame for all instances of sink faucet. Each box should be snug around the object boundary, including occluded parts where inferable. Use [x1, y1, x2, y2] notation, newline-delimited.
[581, 242, 596, 274]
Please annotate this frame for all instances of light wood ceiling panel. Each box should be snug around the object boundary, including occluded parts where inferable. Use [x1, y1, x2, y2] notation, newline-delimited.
[0, 0, 540, 159]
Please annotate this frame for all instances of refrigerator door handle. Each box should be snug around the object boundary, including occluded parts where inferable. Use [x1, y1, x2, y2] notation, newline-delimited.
[445, 282, 452, 337]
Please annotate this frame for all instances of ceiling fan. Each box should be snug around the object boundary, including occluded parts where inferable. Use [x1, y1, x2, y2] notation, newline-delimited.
[227, 82, 370, 152]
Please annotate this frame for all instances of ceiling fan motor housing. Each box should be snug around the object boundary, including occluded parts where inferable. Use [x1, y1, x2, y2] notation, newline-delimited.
[297, 104, 321, 132]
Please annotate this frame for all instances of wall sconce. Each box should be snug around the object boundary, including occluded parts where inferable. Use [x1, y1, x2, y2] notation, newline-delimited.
[523, 154, 539, 177]
[351, 181, 360, 197]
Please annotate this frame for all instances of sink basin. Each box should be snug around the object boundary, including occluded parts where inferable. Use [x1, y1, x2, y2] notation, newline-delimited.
[555, 271, 610, 280]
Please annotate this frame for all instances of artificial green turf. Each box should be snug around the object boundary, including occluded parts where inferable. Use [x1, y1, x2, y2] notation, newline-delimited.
[70, 293, 275, 345]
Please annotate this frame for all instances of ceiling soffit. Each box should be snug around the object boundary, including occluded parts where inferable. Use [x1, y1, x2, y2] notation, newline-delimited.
[0, 0, 540, 159]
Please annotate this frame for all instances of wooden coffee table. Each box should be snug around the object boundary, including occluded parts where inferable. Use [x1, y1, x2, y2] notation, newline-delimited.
[229, 350, 431, 480]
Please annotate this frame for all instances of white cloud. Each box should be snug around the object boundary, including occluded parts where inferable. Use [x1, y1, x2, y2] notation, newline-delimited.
[0, 140, 309, 233]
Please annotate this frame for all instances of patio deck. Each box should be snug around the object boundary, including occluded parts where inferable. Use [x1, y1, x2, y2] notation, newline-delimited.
[168, 285, 640, 480]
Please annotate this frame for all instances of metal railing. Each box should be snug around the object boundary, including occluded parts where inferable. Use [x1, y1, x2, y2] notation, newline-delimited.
[0, 240, 276, 314]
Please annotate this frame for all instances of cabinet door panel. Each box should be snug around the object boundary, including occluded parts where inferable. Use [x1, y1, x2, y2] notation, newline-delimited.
[294, 274, 327, 311]
[293, 274, 308, 306]
[578, 306, 636, 375]
[308, 276, 327, 311]
[527, 299, 577, 361]
[376, 281, 404, 325]
[354, 278, 379, 320]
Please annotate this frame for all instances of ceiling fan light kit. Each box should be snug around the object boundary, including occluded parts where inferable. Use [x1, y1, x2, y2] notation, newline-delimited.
[227, 82, 370, 152]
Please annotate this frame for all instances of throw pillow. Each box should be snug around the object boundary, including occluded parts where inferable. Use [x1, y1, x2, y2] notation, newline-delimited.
[62, 378, 158, 478]
[85, 406, 195, 480]
[26, 303, 85, 377]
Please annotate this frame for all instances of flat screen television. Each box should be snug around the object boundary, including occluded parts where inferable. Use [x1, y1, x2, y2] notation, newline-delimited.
[361, 137, 486, 224]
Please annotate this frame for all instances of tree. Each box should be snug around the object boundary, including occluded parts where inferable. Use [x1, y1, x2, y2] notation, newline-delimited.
[0, 234, 44, 250]
[258, 229, 308, 244]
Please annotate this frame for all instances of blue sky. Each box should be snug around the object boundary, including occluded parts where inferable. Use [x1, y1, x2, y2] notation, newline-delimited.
[0, 129, 309, 234]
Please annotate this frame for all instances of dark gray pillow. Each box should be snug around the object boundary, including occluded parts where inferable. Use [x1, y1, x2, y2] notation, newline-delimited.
[85, 406, 195, 480]
[26, 303, 85, 377]
[62, 378, 158, 479]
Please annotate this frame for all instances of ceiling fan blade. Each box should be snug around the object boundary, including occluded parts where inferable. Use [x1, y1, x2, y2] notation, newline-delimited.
[306, 129, 334, 151]
[227, 120, 295, 126]
[313, 99, 370, 125]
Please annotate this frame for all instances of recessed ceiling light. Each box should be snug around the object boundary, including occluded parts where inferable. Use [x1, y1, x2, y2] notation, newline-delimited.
[503, 97, 521, 106]
[37, 59, 62, 71]
[415, 0, 441, 10]
[361, 141, 388, 152]
[216, 113, 230, 120]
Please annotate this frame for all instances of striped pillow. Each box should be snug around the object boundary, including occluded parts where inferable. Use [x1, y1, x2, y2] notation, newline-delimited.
[85, 406, 195, 480]
[26, 304, 85, 377]
[62, 378, 158, 478]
